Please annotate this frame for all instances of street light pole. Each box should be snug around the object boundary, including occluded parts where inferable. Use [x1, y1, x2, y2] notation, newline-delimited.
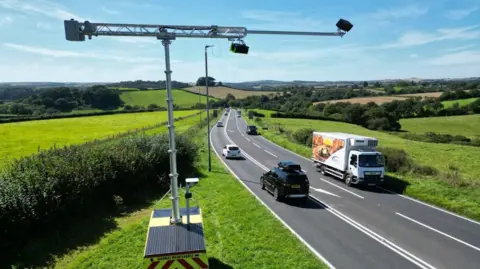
[205, 45, 214, 172]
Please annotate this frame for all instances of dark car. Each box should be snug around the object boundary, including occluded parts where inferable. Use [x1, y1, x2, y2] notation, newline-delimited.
[246, 125, 258, 135]
[260, 161, 309, 203]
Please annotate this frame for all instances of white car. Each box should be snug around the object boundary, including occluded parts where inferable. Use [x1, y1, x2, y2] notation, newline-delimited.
[217, 121, 224, 127]
[222, 144, 241, 159]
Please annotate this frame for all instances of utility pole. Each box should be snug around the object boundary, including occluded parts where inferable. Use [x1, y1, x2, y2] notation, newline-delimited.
[205, 45, 214, 172]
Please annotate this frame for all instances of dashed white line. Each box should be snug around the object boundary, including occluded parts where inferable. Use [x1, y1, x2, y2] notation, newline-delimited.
[318, 178, 364, 199]
[396, 212, 480, 252]
[264, 150, 278, 158]
[253, 142, 261, 148]
[228, 130, 234, 133]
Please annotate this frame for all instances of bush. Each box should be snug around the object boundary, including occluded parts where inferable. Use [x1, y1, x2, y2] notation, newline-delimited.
[378, 147, 412, 173]
[292, 128, 314, 146]
[0, 134, 197, 256]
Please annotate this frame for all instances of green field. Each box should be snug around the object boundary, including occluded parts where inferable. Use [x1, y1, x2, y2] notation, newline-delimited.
[400, 115, 480, 138]
[246, 110, 480, 220]
[442, 98, 478, 108]
[0, 110, 200, 163]
[50, 118, 325, 269]
[120, 89, 215, 108]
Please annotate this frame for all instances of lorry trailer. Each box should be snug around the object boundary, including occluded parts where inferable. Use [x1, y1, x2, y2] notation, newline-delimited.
[311, 132, 385, 186]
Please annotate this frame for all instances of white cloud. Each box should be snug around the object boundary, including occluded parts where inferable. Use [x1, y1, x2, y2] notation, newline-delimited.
[370, 5, 428, 20]
[101, 6, 119, 15]
[36, 21, 52, 30]
[444, 44, 476, 52]
[382, 25, 480, 48]
[3, 43, 166, 63]
[445, 7, 479, 20]
[0, 15, 13, 25]
[0, 0, 85, 21]
[241, 10, 328, 31]
[409, 54, 419, 58]
[427, 50, 480, 66]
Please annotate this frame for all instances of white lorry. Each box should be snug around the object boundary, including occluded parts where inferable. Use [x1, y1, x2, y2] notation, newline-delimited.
[311, 132, 385, 187]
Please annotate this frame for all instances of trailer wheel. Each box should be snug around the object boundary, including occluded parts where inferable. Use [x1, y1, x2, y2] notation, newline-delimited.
[345, 173, 353, 186]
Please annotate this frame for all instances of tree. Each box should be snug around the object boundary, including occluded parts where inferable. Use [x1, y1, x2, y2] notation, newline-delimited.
[196, 76, 216, 86]
[147, 104, 160, 110]
[363, 81, 368, 87]
[82, 85, 123, 109]
[217, 81, 223, 86]
[373, 81, 382, 88]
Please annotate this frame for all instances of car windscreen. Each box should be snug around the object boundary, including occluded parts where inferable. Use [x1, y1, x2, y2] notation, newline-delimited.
[286, 174, 307, 184]
[359, 154, 384, 167]
[228, 146, 239, 151]
[248, 126, 257, 130]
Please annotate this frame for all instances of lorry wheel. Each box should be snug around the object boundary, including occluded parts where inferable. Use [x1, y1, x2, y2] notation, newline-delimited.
[261, 178, 265, 190]
[345, 173, 352, 186]
[273, 188, 282, 201]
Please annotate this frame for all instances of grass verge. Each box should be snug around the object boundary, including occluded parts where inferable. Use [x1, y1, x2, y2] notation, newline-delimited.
[49, 116, 326, 269]
[245, 111, 480, 221]
[399, 114, 480, 138]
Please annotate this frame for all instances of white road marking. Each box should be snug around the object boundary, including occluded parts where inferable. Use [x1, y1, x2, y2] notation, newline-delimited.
[309, 196, 436, 269]
[224, 111, 436, 269]
[301, 169, 307, 173]
[318, 178, 364, 199]
[264, 150, 278, 158]
[379, 186, 480, 226]
[246, 138, 251, 142]
[210, 113, 338, 269]
[396, 212, 480, 252]
[253, 142, 261, 148]
[310, 187, 341, 198]
[228, 130, 234, 133]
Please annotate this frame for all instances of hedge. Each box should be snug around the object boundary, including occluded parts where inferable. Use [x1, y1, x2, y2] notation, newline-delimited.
[270, 112, 345, 122]
[0, 133, 198, 256]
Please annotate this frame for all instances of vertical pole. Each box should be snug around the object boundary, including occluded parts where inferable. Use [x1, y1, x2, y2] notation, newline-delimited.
[205, 46, 212, 172]
[162, 39, 181, 224]
[186, 183, 190, 226]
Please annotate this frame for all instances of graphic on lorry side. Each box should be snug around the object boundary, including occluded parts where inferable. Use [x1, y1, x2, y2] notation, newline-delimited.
[312, 134, 345, 161]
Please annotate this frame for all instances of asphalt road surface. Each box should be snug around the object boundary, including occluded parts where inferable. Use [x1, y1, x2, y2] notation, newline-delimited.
[210, 110, 480, 269]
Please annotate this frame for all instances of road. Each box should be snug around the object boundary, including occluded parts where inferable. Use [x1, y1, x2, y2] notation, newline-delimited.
[210, 110, 480, 269]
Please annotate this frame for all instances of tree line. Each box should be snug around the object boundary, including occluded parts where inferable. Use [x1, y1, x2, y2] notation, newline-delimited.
[107, 79, 190, 89]
[0, 85, 124, 116]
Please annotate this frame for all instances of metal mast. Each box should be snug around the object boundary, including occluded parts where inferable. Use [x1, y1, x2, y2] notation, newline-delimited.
[64, 18, 353, 225]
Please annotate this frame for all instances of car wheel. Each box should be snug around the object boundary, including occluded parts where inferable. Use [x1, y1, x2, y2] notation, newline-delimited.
[345, 173, 352, 186]
[320, 165, 326, 176]
[273, 188, 281, 201]
[261, 178, 265, 190]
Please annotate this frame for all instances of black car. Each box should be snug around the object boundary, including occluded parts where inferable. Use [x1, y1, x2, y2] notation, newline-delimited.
[246, 125, 258, 135]
[260, 161, 309, 203]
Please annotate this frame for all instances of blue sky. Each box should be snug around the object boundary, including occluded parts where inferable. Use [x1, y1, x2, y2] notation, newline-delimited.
[0, 0, 479, 83]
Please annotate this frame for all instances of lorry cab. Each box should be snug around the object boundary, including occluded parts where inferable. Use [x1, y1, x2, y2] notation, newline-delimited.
[347, 151, 385, 186]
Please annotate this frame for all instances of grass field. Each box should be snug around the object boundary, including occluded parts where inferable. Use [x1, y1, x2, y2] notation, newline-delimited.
[120, 89, 214, 108]
[184, 86, 280, 99]
[400, 114, 480, 138]
[246, 110, 480, 220]
[0, 110, 200, 163]
[114, 87, 141, 91]
[442, 98, 478, 108]
[314, 92, 443, 105]
[50, 118, 325, 269]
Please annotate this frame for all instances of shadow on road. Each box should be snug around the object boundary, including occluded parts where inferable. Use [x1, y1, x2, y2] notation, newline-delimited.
[208, 257, 234, 269]
[355, 175, 410, 194]
[284, 197, 327, 210]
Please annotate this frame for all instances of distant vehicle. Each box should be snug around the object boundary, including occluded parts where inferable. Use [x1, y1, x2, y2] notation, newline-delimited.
[311, 132, 385, 187]
[236, 110, 241, 117]
[260, 161, 309, 203]
[224, 112, 228, 116]
[217, 121, 224, 127]
[222, 144, 241, 159]
[246, 125, 258, 135]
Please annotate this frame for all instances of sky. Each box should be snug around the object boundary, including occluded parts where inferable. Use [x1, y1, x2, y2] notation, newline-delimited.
[0, 0, 479, 83]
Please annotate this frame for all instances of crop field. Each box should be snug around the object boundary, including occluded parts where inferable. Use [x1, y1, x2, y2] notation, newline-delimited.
[442, 98, 478, 108]
[183, 86, 280, 99]
[120, 89, 214, 108]
[0, 110, 200, 163]
[400, 114, 480, 138]
[246, 111, 480, 220]
[314, 92, 443, 105]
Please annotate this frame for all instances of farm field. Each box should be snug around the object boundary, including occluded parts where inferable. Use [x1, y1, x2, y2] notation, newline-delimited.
[442, 98, 478, 108]
[246, 110, 480, 220]
[400, 114, 480, 138]
[314, 92, 443, 105]
[120, 89, 214, 108]
[184, 86, 280, 99]
[0, 110, 200, 163]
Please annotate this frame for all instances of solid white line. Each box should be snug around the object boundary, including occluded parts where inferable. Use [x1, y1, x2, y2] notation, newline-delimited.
[318, 178, 364, 199]
[246, 138, 251, 142]
[231, 112, 435, 269]
[253, 142, 261, 148]
[309, 196, 436, 269]
[379, 186, 480, 227]
[211, 114, 337, 269]
[396, 212, 480, 252]
[242, 115, 479, 226]
[264, 150, 278, 158]
[228, 130, 234, 133]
